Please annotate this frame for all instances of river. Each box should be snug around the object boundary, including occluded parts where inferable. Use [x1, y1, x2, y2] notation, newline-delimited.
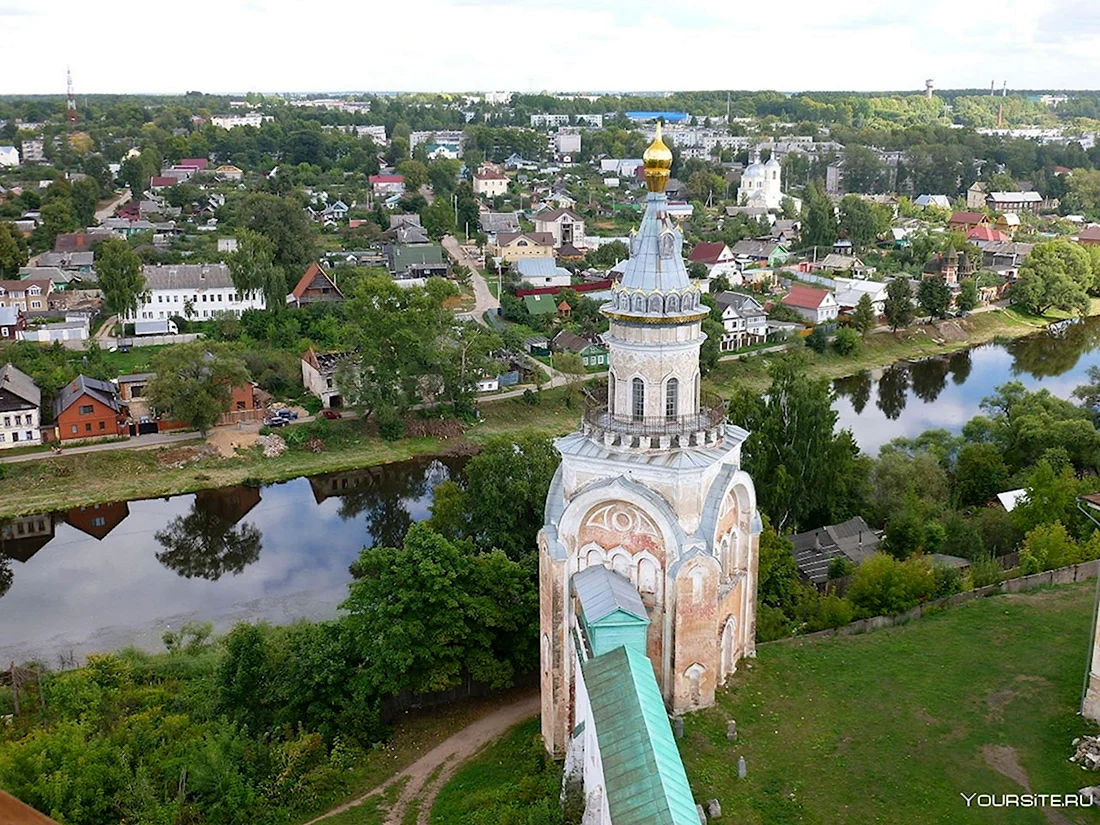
[4, 319, 1100, 664]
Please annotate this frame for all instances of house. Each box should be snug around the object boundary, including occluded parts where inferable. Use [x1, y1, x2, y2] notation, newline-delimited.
[790, 516, 879, 585]
[389, 213, 422, 231]
[557, 243, 586, 261]
[64, 502, 130, 540]
[214, 164, 244, 181]
[948, 211, 989, 232]
[0, 146, 18, 167]
[523, 293, 559, 317]
[53, 375, 128, 442]
[811, 253, 875, 278]
[966, 181, 988, 210]
[688, 242, 739, 280]
[534, 208, 585, 249]
[730, 239, 789, 267]
[472, 167, 509, 198]
[0, 279, 52, 312]
[494, 231, 555, 262]
[130, 264, 266, 322]
[20, 139, 45, 163]
[320, 200, 349, 222]
[0, 306, 26, 340]
[369, 175, 405, 196]
[982, 241, 1033, 270]
[923, 248, 975, 285]
[0, 363, 42, 449]
[36, 251, 95, 275]
[19, 318, 90, 344]
[833, 278, 888, 316]
[178, 157, 209, 171]
[1078, 226, 1100, 246]
[994, 213, 1021, 235]
[53, 232, 111, 254]
[301, 348, 351, 408]
[515, 258, 573, 288]
[782, 285, 838, 325]
[986, 191, 1043, 215]
[288, 262, 344, 307]
[387, 244, 449, 282]
[714, 291, 768, 351]
[966, 225, 1012, 247]
[217, 238, 238, 254]
[551, 329, 608, 367]
[915, 194, 951, 209]
[479, 211, 520, 236]
[393, 223, 430, 244]
[150, 176, 176, 190]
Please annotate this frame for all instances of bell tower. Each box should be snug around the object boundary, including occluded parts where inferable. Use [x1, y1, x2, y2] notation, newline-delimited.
[538, 125, 762, 757]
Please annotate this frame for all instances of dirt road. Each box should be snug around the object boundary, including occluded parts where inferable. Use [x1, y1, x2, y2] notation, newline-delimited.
[441, 235, 499, 325]
[304, 692, 540, 825]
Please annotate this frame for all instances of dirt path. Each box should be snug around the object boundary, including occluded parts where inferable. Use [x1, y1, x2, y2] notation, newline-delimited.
[304, 692, 540, 825]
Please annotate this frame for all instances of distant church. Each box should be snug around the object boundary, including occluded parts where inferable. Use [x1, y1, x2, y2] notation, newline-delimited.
[737, 150, 800, 212]
[538, 125, 762, 823]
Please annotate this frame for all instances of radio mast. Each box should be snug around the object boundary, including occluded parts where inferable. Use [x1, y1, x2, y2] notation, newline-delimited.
[66, 67, 76, 125]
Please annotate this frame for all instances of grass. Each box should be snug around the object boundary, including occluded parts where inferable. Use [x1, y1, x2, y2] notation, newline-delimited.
[682, 580, 1100, 824]
[429, 717, 562, 825]
[319, 779, 407, 825]
[0, 387, 586, 518]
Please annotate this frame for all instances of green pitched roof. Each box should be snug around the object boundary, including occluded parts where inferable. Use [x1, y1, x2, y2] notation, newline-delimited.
[524, 293, 558, 315]
[582, 646, 698, 825]
[392, 243, 444, 267]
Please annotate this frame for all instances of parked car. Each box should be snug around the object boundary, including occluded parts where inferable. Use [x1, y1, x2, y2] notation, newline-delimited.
[274, 408, 299, 420]
[264, 416, 288, 428]
[321, 409, 342, 420]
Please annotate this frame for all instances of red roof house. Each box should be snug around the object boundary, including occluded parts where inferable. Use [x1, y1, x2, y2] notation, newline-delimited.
[289, 262, 344, 307]
[966, 225, 1011, 244]
[178, 158, 209, 170]
[781, 285, 839, 325]
[1079, 226, 1100, 246]
[688, 242, 735, 267]
[948, 211, 989, 231]
[150, 176, 176, 189]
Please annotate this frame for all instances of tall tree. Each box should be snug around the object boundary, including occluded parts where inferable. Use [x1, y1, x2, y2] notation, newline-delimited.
[147, 341, 250, 434]
[883, 277, 914, 331]
[841, 145, 885, 193]
[71, 177, 101, 227]
[837, 194, 877, 250]
[95, 238, 147, 319]
[1012, 239, 1092, 316]
[851, 293, 876, 337]
[956, 278, 979, 312]
[234, 193, 317, 286]
[917, 276, 952, 319]
[800, 180, 837, 250]
[227, 228, 284, 310]
[0, 222, 29, 276]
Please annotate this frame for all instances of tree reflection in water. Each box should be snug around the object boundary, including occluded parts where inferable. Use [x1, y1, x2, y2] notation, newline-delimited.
[1008, 317, 1100, 379]
[154, 486, 263, 580]
[909, 357, 949, 404]
[876, 362, 910, 420]
[311, 458, 458, 550]
[0, 554, 11, 600]
[834, 370, 873, 414]
[948, 350, 972, 385]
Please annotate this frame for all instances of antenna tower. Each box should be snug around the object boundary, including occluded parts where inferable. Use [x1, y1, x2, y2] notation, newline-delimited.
[66, 67, 76, 126]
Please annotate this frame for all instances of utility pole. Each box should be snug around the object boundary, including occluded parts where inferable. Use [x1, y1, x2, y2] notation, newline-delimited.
[66, 67, 76, 126]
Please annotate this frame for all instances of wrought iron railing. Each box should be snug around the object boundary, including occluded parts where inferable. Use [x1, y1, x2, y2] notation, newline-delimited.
[583, 391, 726, 437]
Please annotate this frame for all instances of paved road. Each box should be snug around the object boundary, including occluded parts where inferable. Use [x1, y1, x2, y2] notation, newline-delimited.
[441, 235, 500, 326]
[94, 189, 132, 223]
[0, 430, 202, 464]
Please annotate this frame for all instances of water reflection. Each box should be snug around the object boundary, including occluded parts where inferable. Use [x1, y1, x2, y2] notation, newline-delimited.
[876, 363, 910, 420]
[0, 455, 462, 664]
[1007, 318, 1100, 378]
[948, 350, 972, 384]
[910, 357, 949, 404]
[154, 487, 264, 581]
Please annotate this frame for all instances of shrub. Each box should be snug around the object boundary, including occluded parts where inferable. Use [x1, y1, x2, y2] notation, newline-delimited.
[806, 325, 829, 353]
[832, 326, 861, 356]
[970, 554, 1005, 587]
[845, 553, 935, 618]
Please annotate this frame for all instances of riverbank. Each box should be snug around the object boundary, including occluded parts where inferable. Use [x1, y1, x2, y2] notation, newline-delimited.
[0, 304, 1089, 519]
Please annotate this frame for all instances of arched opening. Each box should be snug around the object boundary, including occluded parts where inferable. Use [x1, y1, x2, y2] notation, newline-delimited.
[720, 617, 737, 677]
[665, 378, 679, 420]
[632, 377, 645, 422]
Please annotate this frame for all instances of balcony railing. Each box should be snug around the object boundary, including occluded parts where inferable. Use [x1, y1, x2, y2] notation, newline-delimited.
[582, 391, 726, 440]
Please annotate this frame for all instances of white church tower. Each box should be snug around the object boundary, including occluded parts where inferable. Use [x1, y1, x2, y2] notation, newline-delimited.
[539, 125, 762, 758]
[737, 149, 784, 210]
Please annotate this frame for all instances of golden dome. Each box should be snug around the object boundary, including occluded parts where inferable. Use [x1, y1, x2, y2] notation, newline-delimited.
[643, 122, 672, 193]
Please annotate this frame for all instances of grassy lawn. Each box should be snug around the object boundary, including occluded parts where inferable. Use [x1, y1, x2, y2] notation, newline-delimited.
[683, 580, 1100, 824]
[429, 717, 562, 825]
[0, 387, 586, 518]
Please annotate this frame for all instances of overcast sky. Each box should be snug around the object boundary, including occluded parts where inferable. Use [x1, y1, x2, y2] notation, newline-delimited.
[3, 0, 1099, 96]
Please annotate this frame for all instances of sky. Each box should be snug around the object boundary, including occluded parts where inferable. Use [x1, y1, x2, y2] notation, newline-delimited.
[3, 0, 1100, 95]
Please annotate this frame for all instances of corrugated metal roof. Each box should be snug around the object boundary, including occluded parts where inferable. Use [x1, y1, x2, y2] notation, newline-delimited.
[583, 646, 698, 825]
[0, 363, 40, 407]
[573, 565, 648, 625]
[52, 374, 120, 418]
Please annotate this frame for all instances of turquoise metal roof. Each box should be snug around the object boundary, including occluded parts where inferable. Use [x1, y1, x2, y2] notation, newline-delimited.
[582, 646, 698, 825]
[574, 565, 650, 658]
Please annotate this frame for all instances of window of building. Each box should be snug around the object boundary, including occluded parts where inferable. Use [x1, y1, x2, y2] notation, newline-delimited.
[71, 425, 78, 434]
[79, 404, 94, 415]
[24, 431, 32, 441]
[11, 432, 18, 442]
[632, 377, 645, 422]
[99, 421, 105, 431]
[0, 433, 5, 441]
[666, 378, 678, 419]
[1, 416, 7, 427]
[92, 516, 105, 527]
[13, 415, 20, 426]
[31, 301, 40, 309]
[84, 423, 92, 432]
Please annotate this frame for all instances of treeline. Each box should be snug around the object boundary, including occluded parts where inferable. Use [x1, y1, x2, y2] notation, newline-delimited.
[741, 354, 1100, 640]
[0, 434, 555, 825]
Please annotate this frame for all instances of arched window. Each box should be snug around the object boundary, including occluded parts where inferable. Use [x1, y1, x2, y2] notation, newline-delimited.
[666, 378, 679, 419]
[608, 372, 616, 415]
[632, 377, 645, 422]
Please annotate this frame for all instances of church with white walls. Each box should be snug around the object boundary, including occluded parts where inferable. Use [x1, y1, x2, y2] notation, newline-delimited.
[737, 150, 801, 212]
[537, 125, 762, 823]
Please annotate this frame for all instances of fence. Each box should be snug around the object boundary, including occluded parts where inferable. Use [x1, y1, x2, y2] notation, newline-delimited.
[763, 558, 1100, 646]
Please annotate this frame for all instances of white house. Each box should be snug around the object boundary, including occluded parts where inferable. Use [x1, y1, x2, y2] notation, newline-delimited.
[782, 284, 839, 325]
[301, 347, 350, 408]
[833, 277, 888, 316]
[128, 264, 266, 323]
[0, 363, 42, 450]
[369, 175, 405, 196]
[0, 146, 19, 167]
[534, 207, 585, 249]
[714, 291, 768, 351]
[687, 242, 740, 281]
[514, 258, 572, 288]
[472, 168, 509, 198]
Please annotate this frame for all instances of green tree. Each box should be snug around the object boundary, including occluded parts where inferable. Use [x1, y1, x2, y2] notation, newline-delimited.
[147, 341, 251, 434]
[422, 198, 456, 239]
[70, 177, 101, 227]
[397, 159, 429, 190]
[917, 276, 952, 319]
[841, 145, 885, 193]
[845, 553, 935, 618]
[800, 180, 838, 250]
[1011, 459, 1081, 536]
[956, 278, 979, 311]
[700, 316, 724, 374]
[227, 228, 284, 310]
[1012, 239, 1092, 316]
[851, 293, 876, 337]
[953, 442, 1009, 507]
[883, 276, 914, 331]
[837, 194, 877, 249]
[727, 356, 870, 532]
[95, 238, 147, 318]
[832, 326, 861, 355]
[0, 221, 29, 276]
[119, 155, 149, 198]
[805, 325, 829, 353]
[235, 193, 317, 285]
[33, 199, 78, 250]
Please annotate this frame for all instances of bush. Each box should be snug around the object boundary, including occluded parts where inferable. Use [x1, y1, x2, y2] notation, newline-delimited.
[805, 325, 829, 353]
[832, 326, 861, 356]
[969, 554, 1005, 588]
[845, 553, 935, 618]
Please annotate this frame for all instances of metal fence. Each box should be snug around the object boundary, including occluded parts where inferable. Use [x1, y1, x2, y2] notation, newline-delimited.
[583, 391, 726, 436]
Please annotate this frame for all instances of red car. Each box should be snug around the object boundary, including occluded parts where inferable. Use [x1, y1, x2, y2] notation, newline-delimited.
[321, 409, 342, 419]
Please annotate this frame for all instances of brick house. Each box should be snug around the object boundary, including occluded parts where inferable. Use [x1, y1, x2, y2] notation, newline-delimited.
[52, 375, 129, 441]
[64, 501, 131, 540]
